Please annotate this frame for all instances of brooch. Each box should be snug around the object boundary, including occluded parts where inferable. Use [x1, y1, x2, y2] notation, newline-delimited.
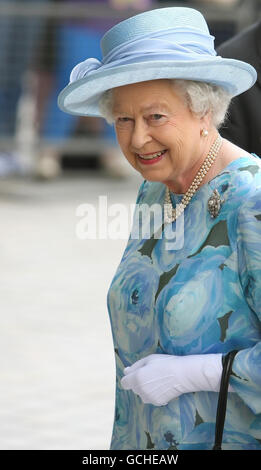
[207, 189, 225, 218]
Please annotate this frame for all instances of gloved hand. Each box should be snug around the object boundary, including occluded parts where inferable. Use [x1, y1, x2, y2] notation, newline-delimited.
[121, 353, 228, 406]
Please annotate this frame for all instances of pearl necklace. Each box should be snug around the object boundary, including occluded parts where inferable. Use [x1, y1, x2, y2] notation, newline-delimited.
[164, 134, 223, 224]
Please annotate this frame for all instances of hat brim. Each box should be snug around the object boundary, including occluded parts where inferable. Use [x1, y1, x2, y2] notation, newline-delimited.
[58, 58, 257, 117]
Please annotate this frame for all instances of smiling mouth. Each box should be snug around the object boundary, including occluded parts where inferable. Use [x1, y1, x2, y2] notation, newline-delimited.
[137, 149, 167, 160]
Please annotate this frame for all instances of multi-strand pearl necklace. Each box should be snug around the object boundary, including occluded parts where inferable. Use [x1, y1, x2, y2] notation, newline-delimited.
[164, 134, 223, 224]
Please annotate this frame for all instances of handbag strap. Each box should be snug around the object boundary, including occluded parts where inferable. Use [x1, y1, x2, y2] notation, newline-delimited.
[212, 350, 238, 450]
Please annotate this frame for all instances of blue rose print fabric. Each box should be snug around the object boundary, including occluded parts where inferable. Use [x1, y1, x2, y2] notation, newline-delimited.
[107, 155, 261, 450]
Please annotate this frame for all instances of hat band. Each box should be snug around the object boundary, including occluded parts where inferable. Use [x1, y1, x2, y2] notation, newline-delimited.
[70, 27, 216, 84]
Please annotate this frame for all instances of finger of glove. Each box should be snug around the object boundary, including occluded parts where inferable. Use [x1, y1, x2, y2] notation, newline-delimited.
[123, 356, 148, 375]
[121, 372, 140, 391]
[122, 367, 173, 394]
[138, 387, 169, 407]
[121, 375, 132, 390]
[123, 354, 170, 375]
[137, 377, 182, 404]
[140, 394, 168, 406]
[139, 391, 168, 406]
[153, 384, 182, 403]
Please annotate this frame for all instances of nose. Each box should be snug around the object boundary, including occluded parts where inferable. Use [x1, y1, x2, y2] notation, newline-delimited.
[131, 119, 152, 151]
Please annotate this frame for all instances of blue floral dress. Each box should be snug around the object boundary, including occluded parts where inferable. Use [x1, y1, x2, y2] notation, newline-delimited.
[107, 155, 261, 450]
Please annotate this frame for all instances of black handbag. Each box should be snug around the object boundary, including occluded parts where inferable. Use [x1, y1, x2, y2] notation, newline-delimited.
[212, 350, 238, 450]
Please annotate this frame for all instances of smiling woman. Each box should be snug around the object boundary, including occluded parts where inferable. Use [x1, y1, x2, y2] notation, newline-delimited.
[58, 6, 261, 451]
[99, 79, 232, 196]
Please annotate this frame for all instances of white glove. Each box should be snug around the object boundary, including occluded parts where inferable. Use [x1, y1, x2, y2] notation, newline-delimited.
[121, 353, 228, 406]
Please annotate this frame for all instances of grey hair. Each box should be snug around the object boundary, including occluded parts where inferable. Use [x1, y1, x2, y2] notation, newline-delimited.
[98, 79, 232, 129]
[99, 90, 115, 125]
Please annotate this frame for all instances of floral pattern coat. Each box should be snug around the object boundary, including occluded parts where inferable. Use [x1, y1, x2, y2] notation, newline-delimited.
[107, 155, 261, 450]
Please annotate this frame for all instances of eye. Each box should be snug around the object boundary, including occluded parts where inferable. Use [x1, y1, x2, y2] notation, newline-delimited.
[151, 114, 164, 120]
[115, 116, 134, 128]
[118, 117, 131, 122]
[148, 113, 168, 126]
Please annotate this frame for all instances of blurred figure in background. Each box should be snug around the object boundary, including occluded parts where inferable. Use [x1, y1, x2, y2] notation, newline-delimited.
[35, 0, 152, 178]
[0, 0, 49, 177]
[217, 20, 261, 156]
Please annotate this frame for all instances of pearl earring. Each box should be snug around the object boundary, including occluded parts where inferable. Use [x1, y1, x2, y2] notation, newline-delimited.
[201, 129, 209, 137]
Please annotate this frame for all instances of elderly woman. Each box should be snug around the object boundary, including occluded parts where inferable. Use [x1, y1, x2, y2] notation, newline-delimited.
[58, 7, 261, 450]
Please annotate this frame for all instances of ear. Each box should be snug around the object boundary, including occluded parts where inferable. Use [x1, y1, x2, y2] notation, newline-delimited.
[200, 109, 212, 130]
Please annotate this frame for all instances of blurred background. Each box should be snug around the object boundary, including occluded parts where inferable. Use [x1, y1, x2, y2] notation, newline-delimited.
[0, 0, 260, 450]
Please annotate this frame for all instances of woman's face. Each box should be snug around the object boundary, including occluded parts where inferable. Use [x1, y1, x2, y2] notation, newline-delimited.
[112, 79, 210, 192]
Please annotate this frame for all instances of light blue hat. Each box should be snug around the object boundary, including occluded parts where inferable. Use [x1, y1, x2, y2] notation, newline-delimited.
[58, 7, 257, 117]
